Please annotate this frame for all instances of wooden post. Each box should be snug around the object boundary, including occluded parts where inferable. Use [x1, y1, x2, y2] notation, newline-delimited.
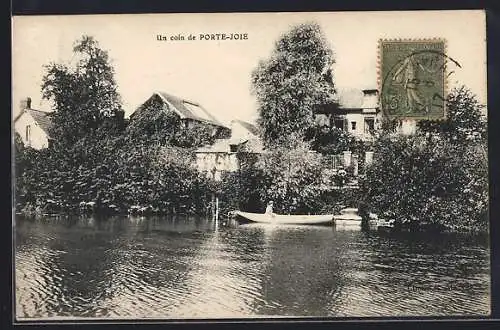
[343, 151, 352, 168]
[353, 155, 359, 176]
[211, 193, 216, 220]
[215, 196, 219, 222]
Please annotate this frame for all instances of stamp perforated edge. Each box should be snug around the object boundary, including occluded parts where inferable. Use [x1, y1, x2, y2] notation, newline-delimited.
[377, 38, 449, 122]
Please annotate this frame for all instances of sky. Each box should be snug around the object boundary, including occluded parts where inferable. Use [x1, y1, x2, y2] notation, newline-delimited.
[12, 10, 486, 126]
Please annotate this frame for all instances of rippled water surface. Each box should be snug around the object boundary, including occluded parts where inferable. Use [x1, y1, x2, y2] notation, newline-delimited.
[15, 216, 490, 319]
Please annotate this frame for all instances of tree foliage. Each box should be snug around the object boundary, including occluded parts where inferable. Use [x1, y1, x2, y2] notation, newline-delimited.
[306, 125, 361, 155]
[360, 86, 488, 233]
[219, 139, 342, 215]
[42, 35, 125, 146]
[417, 86, 486, 144]
[16, 137, 213, 215]
[251, 22, 337, 147]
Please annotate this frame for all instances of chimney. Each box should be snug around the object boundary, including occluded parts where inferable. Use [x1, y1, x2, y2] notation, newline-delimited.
[20, 97, 32, 110]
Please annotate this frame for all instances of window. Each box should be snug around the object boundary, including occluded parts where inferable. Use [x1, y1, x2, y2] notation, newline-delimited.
[364, 118, 375, 134]
[334, 118, 345, 130]
[25, 125, 31, 146]
[229, 144, 238, 153]
[351, 121, 357, 131]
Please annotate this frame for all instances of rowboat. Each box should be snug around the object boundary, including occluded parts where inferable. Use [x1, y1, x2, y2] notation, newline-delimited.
[333, 208, 362, 226]
[232, 211, 334, 226]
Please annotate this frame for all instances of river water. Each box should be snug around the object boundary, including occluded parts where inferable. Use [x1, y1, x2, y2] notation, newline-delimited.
[15, 215, 490, 319]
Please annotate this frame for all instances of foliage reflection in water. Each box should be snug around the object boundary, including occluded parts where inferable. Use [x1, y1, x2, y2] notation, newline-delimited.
[15, 215, 490, 319]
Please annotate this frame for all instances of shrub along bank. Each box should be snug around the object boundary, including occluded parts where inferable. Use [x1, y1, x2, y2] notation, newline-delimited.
[217, 141, 362, 218]
[15, 134, 215, 216]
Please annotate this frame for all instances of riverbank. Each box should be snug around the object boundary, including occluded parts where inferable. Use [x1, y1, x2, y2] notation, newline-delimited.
[15, 205, 489, 236]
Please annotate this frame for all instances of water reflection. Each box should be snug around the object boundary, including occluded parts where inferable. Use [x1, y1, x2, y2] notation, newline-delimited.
[337, 232, 491, 317]
[15, 216, 490, 319]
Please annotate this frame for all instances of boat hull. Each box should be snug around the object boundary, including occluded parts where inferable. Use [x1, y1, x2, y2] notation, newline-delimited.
[233, 211, 334, 226]
[334, 219, 363, 226]
[333, 214, 362, 226]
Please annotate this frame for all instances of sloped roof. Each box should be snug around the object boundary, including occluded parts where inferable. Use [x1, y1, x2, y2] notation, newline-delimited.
[337, 88, 379, 109]
[156, 92, 227, 128]
[14, 108, 53, 136]
[232, 119, 260, 136]
[338, 88, 364, 109]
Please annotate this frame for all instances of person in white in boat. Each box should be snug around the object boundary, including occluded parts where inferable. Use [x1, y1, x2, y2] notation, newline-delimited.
[265, 201, 275, 217]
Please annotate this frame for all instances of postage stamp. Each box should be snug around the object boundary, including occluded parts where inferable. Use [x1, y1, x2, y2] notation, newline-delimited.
[379, 39, 447, 120]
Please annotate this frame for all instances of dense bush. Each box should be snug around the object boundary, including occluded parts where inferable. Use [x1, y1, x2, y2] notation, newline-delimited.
[218, 140, 360, 216]
[306, 125, 353, 155]
[360, 87, 488, 233]
[360, 133, 487, 232]
[15, 136, 214, 215]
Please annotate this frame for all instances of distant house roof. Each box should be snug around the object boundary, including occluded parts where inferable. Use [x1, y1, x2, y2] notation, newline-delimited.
[14, 108, 53, 136]
[232, 119, 260, 136]
[338, 88, 365, 109]
[337, 88, 379, 109]
[153, 92, 227, 128]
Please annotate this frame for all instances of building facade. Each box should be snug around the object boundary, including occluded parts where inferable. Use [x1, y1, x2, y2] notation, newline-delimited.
[314, 88, 382, 141]
[13, 97, 53, 149]
[195, 119, 263, 180]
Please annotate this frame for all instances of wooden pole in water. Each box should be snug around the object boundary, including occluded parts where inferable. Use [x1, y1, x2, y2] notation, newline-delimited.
[215, 196, 219, 228]
[211, 193, 216, 220]
[215, 197, 219, 220]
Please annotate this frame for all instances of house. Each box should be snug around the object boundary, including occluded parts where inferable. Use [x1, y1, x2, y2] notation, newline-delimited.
[195, 119, 264, 180]
[129, 91, 231, 141]
[314, 88, 381, 141]
[227, 119, 264, 153]
[13, 97, 53, 149]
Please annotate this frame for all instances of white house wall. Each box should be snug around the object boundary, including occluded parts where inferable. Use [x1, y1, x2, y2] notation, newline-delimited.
[195, 152, 239, 181]
[343, 112, 382, 140]
[14, 113, 50, 149]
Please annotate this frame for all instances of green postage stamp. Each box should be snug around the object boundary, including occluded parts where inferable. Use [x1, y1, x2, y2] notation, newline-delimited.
[380, 39, 447, 120]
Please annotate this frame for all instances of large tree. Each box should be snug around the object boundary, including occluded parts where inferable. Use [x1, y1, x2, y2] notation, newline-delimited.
[417, 86, 486, 144]
[42, 35, 125, 147]
[251, 22, 337, 147]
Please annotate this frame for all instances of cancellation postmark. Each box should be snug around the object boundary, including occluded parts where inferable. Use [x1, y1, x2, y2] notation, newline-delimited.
[379, 39, 448, 120]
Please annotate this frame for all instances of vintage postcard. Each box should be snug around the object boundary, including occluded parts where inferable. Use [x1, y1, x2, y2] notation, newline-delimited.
[12, 10, 488, 320]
